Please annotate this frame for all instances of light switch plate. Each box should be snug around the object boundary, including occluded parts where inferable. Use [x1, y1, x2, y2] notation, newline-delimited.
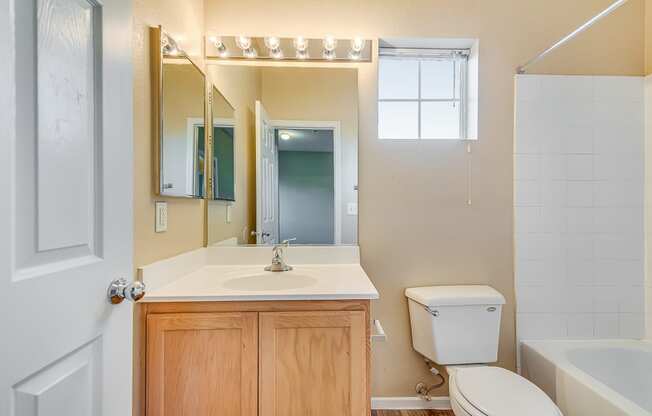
[347, 202, 358, 216]
[155, 201, 167, 233]
[226, 204, 232, 224]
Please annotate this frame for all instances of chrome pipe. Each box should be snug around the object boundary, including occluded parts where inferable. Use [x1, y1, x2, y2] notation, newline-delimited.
[516, 0, 628, 74]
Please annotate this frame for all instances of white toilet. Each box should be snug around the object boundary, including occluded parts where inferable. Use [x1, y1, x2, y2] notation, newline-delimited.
[405, 285, 562, 416]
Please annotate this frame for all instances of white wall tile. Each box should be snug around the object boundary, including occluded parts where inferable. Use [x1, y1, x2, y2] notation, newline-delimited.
[593, 287, 619, 313]
[565, 208, 595, 233]
[594, 154, 643, 181]
[515, 75, 542, 101]
[567, 314, 594, 338]
[542, 155, 565, 181]
[565, 155, 593, 180]
[595, 314, 620, 338]
[566, 260, 594, 286]
[562, 234, 594, 260]
[594, 123, 643, 155]
[619, 313, 644, 338]
[566, 182, 594, 207]
[514, 181, 542, 206]
[515, 207, 542, 233]
[594, 233, 643, 260]
[514, 75, 644, 343]
[516, 233, 562, 260]
[517, 313, 567, 339]
[515, 155, 541, 180]
[593, 76, 644, 101]
[594, 260, 643, 286]
[560, 125, 593, 154]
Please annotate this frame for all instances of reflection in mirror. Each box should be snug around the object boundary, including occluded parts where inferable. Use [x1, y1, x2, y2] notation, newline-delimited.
[211, 86, 236, 201]
[207, 64, 358, 246]
[159, 57, 206, 197]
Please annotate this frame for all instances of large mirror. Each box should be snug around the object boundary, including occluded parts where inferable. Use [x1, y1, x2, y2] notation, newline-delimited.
[207, 64, 358, 246]
[154, 28, 207, 198]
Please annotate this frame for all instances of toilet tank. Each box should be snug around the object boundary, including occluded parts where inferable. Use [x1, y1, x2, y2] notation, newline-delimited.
[405, 285, 506, 365]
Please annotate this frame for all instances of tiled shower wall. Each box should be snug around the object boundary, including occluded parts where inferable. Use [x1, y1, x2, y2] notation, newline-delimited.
[514, 75, 645, 342]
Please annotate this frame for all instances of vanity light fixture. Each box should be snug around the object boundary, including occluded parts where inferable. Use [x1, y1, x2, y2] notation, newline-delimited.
[205, 35, 371, 62]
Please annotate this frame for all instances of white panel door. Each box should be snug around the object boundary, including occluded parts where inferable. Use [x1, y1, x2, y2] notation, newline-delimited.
[0, 0, 134, 415]
[255, 101, 278, 244]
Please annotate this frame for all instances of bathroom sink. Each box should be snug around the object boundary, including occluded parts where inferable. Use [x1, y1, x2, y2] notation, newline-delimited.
[221, 273, 318, 291]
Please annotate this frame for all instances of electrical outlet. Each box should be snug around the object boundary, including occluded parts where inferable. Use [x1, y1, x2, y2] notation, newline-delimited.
[155, 201, 167, 232]
[226, 204, 232, 224]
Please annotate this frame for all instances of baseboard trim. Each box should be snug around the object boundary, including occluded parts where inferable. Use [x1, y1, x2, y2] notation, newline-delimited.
[371, 396, 451, 410]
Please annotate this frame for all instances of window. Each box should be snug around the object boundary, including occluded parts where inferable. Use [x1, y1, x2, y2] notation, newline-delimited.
[378, 48, 469, 140]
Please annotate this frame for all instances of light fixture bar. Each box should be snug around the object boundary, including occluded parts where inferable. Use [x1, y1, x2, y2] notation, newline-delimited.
[205, 35, 372, 63]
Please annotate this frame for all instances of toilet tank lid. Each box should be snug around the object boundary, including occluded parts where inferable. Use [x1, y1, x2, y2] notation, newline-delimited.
[405, 285, 506, 307]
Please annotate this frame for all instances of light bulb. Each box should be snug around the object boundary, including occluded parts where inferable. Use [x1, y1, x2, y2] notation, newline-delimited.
[270, 48, 283, 59]
[323, 49, 336, 60]
[296, 49, 309, 59]
[348, 50, 361, 60]
[243, 47, 257, 58]
[293, 36, 309, 52]
[264, 36, 281, 51]
[280, 132, 291, 140]
[322, 36, 337, 52]
[161, 33, 181, 56]
[210, 36, 228, 57]
[235, 36, 252, 50]
[351, 37, 365, 52]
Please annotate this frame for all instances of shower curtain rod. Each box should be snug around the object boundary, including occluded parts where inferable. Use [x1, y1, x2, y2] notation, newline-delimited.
[516, 0, 628, 74]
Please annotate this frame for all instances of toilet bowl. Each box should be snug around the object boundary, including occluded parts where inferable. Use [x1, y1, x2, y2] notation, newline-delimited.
[447, 366, 561, 416]
[404, 285, 562, 416]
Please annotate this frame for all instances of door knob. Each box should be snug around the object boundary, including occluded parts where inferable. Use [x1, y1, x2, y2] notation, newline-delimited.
[107, 278, 146, 304]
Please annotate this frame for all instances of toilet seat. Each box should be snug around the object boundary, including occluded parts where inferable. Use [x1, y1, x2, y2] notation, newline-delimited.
[449, 367, 561, 416]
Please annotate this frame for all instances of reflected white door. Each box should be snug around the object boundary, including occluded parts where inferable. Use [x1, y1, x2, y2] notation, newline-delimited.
[0, 0, 134, 415]
[255, 101, 278, 244]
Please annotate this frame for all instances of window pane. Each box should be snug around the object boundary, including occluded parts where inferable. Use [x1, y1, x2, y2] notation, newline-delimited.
[421, 101, 460, 139]
[378, 58, 419, 99]
[378, 101, 419, 139]
[421, 59, 459, 99]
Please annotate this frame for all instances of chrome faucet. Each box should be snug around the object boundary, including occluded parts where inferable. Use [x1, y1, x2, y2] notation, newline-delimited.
[264, 239, 296, 272]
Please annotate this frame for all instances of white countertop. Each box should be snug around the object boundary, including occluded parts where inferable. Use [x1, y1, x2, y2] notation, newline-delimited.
[139, 246, 379, 302]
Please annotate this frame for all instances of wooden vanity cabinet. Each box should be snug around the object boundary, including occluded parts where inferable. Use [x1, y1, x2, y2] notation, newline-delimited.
[141, 301, 370, 416]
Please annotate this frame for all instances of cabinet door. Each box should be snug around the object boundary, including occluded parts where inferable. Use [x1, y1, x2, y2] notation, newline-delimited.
[147, 312, 258, 416]
[259, 311, 368, 416]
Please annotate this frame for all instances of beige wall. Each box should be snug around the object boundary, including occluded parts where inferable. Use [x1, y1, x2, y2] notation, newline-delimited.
[133, 0, 206, 271]
[260, 67, 358, 244]
[205, 0, 645, 397]
[207, 65, 262, 244]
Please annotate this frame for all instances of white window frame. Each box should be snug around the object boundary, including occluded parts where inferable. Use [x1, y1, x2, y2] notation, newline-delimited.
[378, 48, 470, 140]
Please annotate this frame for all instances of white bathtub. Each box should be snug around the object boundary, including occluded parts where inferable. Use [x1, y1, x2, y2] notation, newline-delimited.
[521, 340, 652, 416]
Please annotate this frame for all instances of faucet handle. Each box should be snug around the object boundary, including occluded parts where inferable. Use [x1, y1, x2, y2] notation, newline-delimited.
[281, 238, 297, 246]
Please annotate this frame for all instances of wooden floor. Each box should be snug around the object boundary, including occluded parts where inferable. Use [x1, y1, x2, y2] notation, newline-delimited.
[372, 410, 454, 416]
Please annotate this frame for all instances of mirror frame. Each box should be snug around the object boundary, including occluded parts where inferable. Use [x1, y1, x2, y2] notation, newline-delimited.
[151, 26, 208, 199]
[207, 84, 236, 202]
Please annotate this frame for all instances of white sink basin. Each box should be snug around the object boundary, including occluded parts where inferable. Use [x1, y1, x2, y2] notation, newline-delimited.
[222, 273, 318, 291]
